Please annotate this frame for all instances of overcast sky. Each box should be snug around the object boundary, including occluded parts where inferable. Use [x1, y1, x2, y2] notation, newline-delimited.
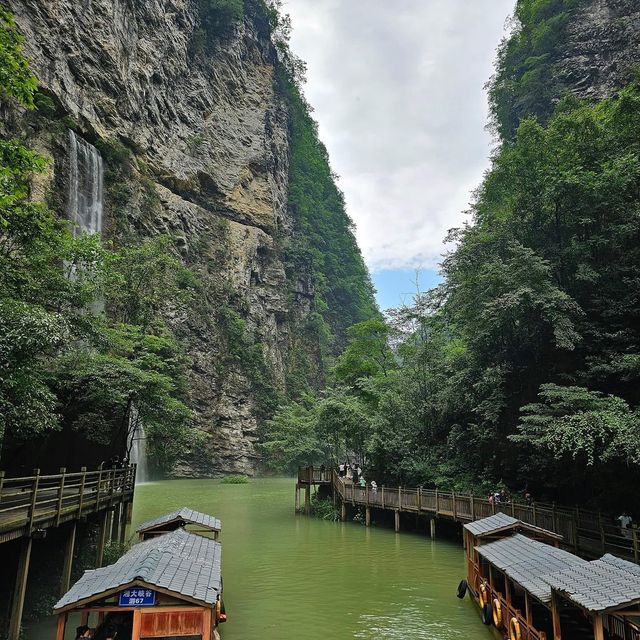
[286, 0, 515, 276]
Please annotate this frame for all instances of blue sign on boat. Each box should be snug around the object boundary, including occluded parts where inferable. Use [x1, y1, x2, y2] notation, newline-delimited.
[118, 588, 156, 607]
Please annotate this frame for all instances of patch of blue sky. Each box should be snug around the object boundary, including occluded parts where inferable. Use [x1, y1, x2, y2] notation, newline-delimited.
[372, 268, 441, 312]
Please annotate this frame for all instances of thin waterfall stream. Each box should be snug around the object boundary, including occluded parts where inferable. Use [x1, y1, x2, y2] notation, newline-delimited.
[128, 406, 149, 484]
[67, 129, 103, 236]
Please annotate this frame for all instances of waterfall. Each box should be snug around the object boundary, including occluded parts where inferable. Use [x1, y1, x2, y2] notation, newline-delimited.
[128, 406, 149, 484]
[67, 129, 104, 236]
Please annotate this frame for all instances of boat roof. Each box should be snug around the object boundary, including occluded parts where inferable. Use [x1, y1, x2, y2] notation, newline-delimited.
[546, 553, 640, 613]
[136, 507, 221, 533]
[465, 512, 562, 541]
[475, 533, 588, 603]
[54, 528, 221, 612]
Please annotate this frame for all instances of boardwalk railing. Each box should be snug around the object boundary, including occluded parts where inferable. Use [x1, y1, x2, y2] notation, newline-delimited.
[0, 465, 136, 543]
[301, 466, 640, 563]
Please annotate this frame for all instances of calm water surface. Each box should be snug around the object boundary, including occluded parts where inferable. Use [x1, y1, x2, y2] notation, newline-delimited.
[130, 477, 496, 640]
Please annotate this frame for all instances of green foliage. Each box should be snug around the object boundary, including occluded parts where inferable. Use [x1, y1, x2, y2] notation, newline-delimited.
[513, 384, 640, 466]
[0, 7, 37, 107]
[270, 81, 640, 509]
[260, 396, 323, 471]
[488, 0, 579, 139]
[103, 540, 130, 565]
[0, 13, 198, 471]
[334, 319, 394, 387]
[194, 0, 244, 53]
[279, 61, 378, 357]
[220, 474, 250, 484]
[310, 494, 340, 521]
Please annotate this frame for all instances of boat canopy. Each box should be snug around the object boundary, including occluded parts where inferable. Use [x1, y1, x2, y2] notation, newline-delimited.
[546, 553, 640, 613]
[475, 533, 588, 603]
[465, 512, 563, 542]
[54, 528, 222, 613]
[136, 507, 222, 537]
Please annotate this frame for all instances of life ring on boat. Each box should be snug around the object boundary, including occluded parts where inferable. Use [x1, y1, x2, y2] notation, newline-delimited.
[478, 580, 488, 608]
[481, 603, 492, 626]
[509, 617, 522, 640]
[492, 598, 503, 627]
[456, 579, 468, 599]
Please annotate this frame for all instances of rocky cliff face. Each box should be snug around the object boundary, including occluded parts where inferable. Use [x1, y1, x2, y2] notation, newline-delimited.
[556, 0, 640, 101]
[5, 0, 309, 475]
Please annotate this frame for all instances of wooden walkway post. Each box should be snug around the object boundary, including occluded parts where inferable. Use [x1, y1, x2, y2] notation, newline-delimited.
[119, 502, 128, 545]
[8, 537, 33, 640]
[56, 467, 66, 526]
[78, 466, 87, 518]
[96, 510, 109, 568]
[28, 468, 40, 535]
[304, 485, 311, 515]
[111, 503, 121, 541]
[60, 522, 77, 596]
[394, 510, 400, 532]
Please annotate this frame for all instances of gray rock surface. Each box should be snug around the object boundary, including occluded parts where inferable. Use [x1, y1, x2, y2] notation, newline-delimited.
[556, 0, 640, 101]
[6, 0, 304, 475]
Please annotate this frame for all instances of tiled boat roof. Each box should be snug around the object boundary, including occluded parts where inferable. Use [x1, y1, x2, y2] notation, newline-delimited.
[464, 512, 562, 540]
[54, 528, 221, 611]
[136, 507, 221, 533]
[475, 533, 588, 603]
[545, 553, 640, 612]
[465, 512, 519, 536]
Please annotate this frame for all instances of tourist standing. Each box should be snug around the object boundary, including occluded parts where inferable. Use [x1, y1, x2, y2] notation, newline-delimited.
[338, 462, 345, 478]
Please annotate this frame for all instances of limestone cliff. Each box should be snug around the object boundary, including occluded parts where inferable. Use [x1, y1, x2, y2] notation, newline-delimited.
[4, 0, 331, 475]
[556, 0, 640, 101]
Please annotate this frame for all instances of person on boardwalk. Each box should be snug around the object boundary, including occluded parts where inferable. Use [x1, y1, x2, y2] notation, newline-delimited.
[320, 463, 326, 481]
[618, 512, 633, 539]
[338, 461, 345, 478]
[346, 462, 353, 480]
[371, 480, 378, 495]
[525, 491, 533, 506]
[352, 465, 359, 485]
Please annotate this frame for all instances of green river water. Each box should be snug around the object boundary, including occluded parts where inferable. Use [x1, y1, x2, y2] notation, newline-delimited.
[30, 477, 498, 640]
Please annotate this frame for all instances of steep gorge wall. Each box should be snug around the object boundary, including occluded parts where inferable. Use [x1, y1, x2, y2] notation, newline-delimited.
[491, 0, 640, 139]
[5, 0, 316, 475]
[556, 0, 640, 101]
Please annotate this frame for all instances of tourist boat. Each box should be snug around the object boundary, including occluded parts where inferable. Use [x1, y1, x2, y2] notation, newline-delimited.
[53, 508, 225, 640]
[461, 512, 640, 640]
[136, 507, 222, 541]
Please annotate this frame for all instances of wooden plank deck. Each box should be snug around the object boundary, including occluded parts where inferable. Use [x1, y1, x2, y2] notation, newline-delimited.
[0, 466, 136, 544]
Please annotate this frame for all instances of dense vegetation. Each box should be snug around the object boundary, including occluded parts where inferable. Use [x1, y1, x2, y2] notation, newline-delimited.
[263, 5, 640, 513]
[0, 10, 197, 473]
[489, 0, 579, 139]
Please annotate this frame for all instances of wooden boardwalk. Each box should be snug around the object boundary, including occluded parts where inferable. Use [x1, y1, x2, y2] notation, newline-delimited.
[297, 466, 640, 563]
[0, 466, 136, 543]
[0, 465, 136, 640]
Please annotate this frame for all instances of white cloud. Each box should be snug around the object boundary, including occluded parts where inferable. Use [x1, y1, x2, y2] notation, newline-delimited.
[286, 0, 514, 271]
